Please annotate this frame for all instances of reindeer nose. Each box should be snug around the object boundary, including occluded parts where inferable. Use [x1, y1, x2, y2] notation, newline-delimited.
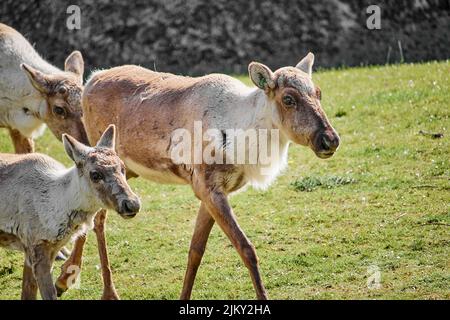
[119, 199, 140, 218]
[321, 132, 340, 152]
[315, 130, 340, 158]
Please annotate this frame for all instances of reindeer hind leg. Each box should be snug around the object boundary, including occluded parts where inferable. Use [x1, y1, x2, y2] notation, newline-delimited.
[55, 233, 87, 297]
[180, 202, 215, 299]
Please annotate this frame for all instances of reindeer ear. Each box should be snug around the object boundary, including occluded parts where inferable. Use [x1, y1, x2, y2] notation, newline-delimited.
[63, 133, 89, 164]
[21, 63, 51, 94]
[96, 124, 116, 150]
[65, 50, 84, 81]
[296, 52, 315, 77]
[248, 62, 275, 91]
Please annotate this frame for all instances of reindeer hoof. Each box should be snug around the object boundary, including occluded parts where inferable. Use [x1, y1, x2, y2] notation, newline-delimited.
[101, 290, 120, 300]
[55, 250, 67, 261]
[55, 281, 68, 297]
[60, 246, 72, 257]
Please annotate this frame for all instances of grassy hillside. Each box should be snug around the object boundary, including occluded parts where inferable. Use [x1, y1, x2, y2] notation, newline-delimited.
[0, 61, 448, 299]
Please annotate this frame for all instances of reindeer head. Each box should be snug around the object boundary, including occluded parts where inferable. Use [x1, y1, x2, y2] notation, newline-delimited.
[62, 125, 141, 218]
[21, 51, 88, 144]
[249, 53, 340, 159]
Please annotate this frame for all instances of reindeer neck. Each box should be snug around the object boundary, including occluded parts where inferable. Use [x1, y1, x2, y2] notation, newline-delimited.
[244, 88, 289, 138]
[54, 166, 100, 216]
[24, 49, 62, 76]
[236, 88, 291, 189]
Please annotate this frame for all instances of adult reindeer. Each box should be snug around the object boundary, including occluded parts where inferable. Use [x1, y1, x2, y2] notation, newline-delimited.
[0, 23, 87, 153]
[57, 53, 340, 299]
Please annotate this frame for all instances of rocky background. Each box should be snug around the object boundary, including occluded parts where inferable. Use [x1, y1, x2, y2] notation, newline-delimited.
[1, 0, 449, 75]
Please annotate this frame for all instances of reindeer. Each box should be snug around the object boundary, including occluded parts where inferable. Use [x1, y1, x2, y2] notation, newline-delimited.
[0, 23, 87, 153]
[56, 53, 340, 299]
[0, 125, 141, 300]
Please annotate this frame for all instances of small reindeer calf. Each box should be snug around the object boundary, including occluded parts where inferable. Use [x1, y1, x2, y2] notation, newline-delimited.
[0, 125, 140, 299]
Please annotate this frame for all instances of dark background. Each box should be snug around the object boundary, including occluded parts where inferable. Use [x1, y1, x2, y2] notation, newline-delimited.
[1, 0, 449, 76]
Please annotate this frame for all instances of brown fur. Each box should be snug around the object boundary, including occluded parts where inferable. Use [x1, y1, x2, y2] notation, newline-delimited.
[60, 56, 340, 300]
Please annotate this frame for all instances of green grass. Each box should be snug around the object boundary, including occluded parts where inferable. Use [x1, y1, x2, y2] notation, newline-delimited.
[0, 61, 449, 300]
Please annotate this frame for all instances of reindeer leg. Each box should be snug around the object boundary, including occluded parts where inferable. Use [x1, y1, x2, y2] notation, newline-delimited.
[93, 209, 120, 300]
[55, 233, 87, 297]
[60, 246, 72, 257]
[9, 128, 34, 153]
[55, 246, 69, 261]
[200, 188, 268, 300]
[31, 244, 57, 300]
[21, 255, 38, 300]
[180, 202, 215, 300]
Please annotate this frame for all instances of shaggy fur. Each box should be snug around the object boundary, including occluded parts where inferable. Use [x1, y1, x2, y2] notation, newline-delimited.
[0, 125, 140, 299]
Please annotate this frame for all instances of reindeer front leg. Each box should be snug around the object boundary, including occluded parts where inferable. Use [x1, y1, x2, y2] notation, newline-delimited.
[195, 182, 268, 300]
[93, 209, 120, 300]
[30, 244, 57, 300]
[180, 202, 215, 299]
[9, 128, 34, 153]
[21, 255, 38, 300]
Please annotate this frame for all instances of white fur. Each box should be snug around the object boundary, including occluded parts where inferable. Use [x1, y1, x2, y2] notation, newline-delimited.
[0, 153, 102, 250]
[195, 76, 292, 190]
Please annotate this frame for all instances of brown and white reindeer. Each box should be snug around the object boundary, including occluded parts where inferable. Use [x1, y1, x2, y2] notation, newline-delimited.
[0, 125, 140, 300]
[57, 53, 340, 299]
[0, 23, 88, 153]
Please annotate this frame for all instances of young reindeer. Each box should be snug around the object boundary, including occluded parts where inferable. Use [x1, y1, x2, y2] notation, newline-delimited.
[57, 53, 340, 299]
[0, 125, 140, 300]
[0, 23, 88, 153]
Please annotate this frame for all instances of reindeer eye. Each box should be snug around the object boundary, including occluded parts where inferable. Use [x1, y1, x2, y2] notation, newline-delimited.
[282, 95, 296, 107]
[90, 171, 103, 182]
[53, 106, 67, 117]
[58, 86, 67, 95]
[121, 167, 126, 176]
